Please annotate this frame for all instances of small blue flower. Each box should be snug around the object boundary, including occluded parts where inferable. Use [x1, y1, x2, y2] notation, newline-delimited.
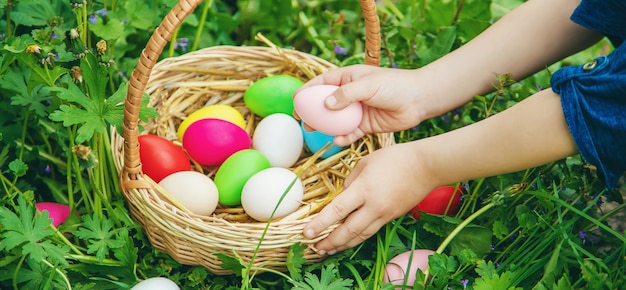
[578, 230, 587, 240]
[96, 8, 107, 17]
[460, 279, 469, 288]
[174, 38, 189, 52]
[392, 62, 398, 69]
[51, 32, 57, 39]
[88, 15, 97, 24]
[333, 45, 348, 56]
[490, 244, 496, 251]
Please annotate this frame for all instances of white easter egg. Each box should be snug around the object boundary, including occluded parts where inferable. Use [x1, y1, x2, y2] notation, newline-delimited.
[130, 277, 180, 290]
[158, 171, 219, 216]
[252, 113, 303, 168]
[241, 167, 304, 221]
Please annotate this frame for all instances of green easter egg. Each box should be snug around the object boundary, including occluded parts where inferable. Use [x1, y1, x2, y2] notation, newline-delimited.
[214, 149, 271, 206]
[244, 75, 304, 117]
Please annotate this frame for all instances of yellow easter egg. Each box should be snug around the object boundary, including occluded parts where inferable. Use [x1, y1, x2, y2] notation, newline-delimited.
[177, 104, 246, 141]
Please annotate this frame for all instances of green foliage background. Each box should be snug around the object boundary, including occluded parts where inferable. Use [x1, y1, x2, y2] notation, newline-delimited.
[0, 0, 624, 289]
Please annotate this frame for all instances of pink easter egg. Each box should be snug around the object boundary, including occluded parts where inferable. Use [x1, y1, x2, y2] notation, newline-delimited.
[36, 202, 71, 227]
[182, 118, 252, 166]
[294, 85, 362, 136]
[383, 249, 435, 287]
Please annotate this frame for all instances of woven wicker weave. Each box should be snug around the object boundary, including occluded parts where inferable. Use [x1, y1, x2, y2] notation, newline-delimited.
[113, 0, 394, 274]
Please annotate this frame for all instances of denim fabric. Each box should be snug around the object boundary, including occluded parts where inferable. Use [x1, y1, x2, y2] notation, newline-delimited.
[551, 41, 626, 189]
[571, 0, 626, 46]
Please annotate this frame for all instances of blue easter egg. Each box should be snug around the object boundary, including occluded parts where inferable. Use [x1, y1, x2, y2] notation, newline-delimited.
[301, 121, 345, 159]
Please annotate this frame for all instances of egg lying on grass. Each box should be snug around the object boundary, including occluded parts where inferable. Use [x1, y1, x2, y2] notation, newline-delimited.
[383, 249, 435, 287]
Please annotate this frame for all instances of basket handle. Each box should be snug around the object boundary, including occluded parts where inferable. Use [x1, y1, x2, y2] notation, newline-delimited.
[121, 0, 381, 185]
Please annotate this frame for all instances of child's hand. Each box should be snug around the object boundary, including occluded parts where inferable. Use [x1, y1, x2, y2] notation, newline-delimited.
[296, 65, 428, 146]
[302, 142, 435, 254]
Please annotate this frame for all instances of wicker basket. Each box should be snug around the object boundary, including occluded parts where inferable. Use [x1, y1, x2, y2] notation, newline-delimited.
[113, 0, 394, 275]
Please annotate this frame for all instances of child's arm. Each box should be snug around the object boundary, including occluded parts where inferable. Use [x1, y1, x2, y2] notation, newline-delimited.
[300, 0, 603, 146]
[304, 89, 577, 254]
[302, 0, 604, 253]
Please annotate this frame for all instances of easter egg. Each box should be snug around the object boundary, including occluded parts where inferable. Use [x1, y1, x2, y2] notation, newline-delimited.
[408, 185, 463, 220]
[383, 249, 435, 287]
[294, 85, 362, 136]
[138, 134, 191, 183]
[243, 75, 304, 117]
[301, 121, 345, 159]
[214, 149, 271, 206]
[241, 167, 304, 222]
[252, 113, 303, 168]
[176, 104, 246, 142]
[130, 277, 180, 290]
[182, 118, 251, 166]
[36, 202, 71, 227]
[158, 171, 219, 216]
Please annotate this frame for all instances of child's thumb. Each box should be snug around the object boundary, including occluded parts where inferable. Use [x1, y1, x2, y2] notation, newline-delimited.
[324, 87, 352, 110]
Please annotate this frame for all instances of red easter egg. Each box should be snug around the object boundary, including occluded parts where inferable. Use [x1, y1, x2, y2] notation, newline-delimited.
[138, 134, 191, 183]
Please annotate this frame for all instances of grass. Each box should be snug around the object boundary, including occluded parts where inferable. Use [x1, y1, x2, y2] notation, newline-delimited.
[0, 0, 624, 289]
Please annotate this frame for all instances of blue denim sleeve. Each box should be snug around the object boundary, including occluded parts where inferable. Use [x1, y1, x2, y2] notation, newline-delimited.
[550, 43, 626, 189]
[571, 0, 626, 46]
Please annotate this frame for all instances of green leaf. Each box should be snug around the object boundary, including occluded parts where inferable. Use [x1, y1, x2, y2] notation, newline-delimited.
[457, 248, 479, 265]
[515, 204, 538, 228]
[49, 76, 125, 143]
[111, 230, 139, 272]
[0, 197, 69, 266]
[427, 252, 458, 277]
[74, 214, 126, 262]
[89, 18, 125, 41]
[492, 220, 509, 239]
[124, 1, 157, 30]
[474, 260, 521, 290]
[0, 66, 54, 117]
[287, 242, 307, 281]
[80, 52, 109, 104]
[449, 224, 493, 257]
[11, 1, 56, 27]
[290, 264, 353, 290]
[214, 253, 245, 277]
[8, 159, 28, 177]
[580, 259, 609, 289]
[417, 25, 457, 66]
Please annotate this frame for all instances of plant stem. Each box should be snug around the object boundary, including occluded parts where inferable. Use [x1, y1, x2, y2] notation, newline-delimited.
[5, 0, 12, 37]
[41, 259, 72, 290]
[423, 200, 496, 284]
[298, 11, 331, 57]
[192, 0, 213, 52]
[12, 255, 26, 290]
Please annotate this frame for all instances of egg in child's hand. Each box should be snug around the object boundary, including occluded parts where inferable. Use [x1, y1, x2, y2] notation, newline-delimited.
[383, 249, 435, 287]
[241, 167, 304, 221]
[253, 113, 303, 168]
[158, 171, 219, 216]
[294, 85, 362, 136]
